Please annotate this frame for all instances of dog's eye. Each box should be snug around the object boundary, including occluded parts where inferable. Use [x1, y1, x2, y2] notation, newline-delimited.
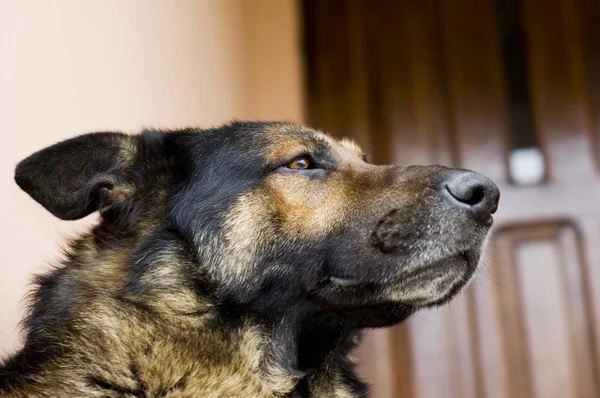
[286, 157, 311, 170]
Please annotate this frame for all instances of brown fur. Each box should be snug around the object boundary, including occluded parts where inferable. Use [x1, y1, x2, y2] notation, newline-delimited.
[1, 121, 499, 397]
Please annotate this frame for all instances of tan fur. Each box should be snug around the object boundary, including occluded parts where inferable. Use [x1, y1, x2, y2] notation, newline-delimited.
[264, 139, 310, 165]
[4, 239, 298, 397]
[213, 134, 370, 284]
[4, 121, 495, 397]
[339, 138, 366, 161]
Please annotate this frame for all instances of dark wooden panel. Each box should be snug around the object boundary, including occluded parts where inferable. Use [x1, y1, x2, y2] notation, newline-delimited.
[401, 2, 455, 167]
[440, 0, 508, 181]
[491, 231, 533, 398]
[360, 1, 454, 166]
[523, 0, 596, 178]
[556, 225, 599, 397]
[469, 246, 511, 398]
[301, 1, 600, 397]
[580, 220, 600, 384]
[493, 222, 599, 398]
[359, 1, 414, 165]
[406, 293, 480, 398]
[301, 0, 372, 151]
[355, 326, 414, 398]
[575, 0, 600, 167]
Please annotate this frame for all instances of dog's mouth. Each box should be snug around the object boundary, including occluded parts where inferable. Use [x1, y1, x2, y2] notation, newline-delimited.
[327, 250, 478, 307]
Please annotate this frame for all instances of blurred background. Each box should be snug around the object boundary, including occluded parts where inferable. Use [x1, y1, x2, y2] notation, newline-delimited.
[1, 1, 599, 397]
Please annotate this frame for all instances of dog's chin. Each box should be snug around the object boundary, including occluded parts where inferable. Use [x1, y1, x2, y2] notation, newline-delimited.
[380, 251, 480, 307]
[324, 250, 481, 310]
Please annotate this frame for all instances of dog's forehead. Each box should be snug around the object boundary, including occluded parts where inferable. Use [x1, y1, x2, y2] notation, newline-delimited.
[261, 123, 365, 163]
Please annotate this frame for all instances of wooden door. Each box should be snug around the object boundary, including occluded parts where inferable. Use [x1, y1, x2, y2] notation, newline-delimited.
[301, 0, 600, 397]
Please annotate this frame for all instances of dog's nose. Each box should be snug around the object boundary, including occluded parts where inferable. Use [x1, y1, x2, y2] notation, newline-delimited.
[443, 171, 499, 222]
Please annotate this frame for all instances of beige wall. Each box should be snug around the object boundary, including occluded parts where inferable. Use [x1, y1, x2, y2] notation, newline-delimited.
[0, 0, 303, 355]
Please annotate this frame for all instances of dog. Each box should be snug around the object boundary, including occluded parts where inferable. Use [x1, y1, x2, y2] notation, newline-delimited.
[0, 121, 499, 397]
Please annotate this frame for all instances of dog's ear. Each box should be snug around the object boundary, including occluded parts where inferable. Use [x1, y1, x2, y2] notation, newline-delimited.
[15, 132, 154, 220]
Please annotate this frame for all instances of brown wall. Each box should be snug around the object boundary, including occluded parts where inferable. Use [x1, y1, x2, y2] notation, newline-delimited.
[0, 0, 303, 354]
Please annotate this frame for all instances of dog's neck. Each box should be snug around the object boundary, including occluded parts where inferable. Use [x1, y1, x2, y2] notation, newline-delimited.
[1, 226, 367, 397]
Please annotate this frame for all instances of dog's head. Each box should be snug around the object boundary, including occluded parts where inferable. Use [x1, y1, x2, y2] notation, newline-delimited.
[15, 121, 499, 328]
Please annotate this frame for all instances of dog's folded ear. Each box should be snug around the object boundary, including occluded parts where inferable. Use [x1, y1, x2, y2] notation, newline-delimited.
[15, 132, 155, 220]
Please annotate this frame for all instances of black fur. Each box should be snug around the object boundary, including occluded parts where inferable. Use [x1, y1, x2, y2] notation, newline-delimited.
[2, 121, 498, 397]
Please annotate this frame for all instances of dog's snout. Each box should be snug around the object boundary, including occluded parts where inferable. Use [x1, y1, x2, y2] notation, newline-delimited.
[443, 171, 499, 222]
